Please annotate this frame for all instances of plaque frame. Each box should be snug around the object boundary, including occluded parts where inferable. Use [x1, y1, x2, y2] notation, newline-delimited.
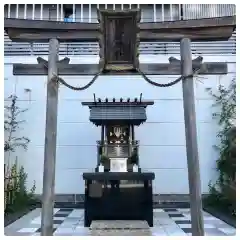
[97, 9, 141, 72]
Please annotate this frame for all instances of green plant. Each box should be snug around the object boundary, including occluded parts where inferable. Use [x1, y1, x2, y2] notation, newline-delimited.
[205, 78, 236, 216]
[128, 148, 139, 165]
[4, 95, 30, 152]
[5, 161, 36, 213]
[100, 154, 110, 165]
[4, 95, 36, 213]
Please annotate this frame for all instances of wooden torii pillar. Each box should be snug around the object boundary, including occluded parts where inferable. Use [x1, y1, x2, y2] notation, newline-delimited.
[4, 11, 235, 236]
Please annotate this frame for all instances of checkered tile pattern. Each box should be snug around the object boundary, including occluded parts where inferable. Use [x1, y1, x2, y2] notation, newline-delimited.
[7, 208, 235, 236]
[155, 208, 236, 236]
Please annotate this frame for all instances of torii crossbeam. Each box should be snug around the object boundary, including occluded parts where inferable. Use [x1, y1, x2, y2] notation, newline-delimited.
[5, 15, 235, 42]
[4, 8, 236, 236]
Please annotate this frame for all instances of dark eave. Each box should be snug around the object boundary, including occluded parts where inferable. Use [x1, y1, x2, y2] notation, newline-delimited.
[4, 15, 236, 42]
[82, 98, 154, 126]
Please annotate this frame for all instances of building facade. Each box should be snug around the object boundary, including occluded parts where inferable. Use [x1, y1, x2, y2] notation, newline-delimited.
[4, 4, 236, 199]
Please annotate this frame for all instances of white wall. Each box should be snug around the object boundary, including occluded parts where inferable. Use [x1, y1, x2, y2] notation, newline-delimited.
[4, 54, 236, 195]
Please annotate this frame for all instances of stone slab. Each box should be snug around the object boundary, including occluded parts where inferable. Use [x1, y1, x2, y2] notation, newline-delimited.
[91, 229, 152, 236]
[90, 220, 149, 229]
[90, 220, 151, 236]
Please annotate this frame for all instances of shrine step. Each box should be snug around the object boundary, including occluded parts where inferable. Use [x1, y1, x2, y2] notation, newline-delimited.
[90, 220, 151, 236]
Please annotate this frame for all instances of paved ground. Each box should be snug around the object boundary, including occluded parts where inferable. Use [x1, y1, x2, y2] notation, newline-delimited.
[4, 208, 236, 236]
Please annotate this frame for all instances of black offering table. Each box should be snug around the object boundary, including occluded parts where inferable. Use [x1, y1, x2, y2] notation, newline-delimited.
[83, 172, 155, 227]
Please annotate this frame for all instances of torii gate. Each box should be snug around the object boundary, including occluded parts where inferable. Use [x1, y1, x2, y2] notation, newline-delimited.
[4, 8, 235, 236]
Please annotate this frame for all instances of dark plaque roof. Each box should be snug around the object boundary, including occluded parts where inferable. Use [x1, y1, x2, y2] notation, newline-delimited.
[82, 98, 154, 126]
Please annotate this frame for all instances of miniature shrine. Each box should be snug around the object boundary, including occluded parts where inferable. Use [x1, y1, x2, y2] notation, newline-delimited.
[82, 97, 155, 227]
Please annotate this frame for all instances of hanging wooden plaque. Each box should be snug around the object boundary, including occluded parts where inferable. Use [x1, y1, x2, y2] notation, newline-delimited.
[97, 9, 141, 72]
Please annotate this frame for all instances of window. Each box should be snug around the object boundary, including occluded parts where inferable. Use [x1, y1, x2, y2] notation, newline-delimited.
[63, 4, 75, 22]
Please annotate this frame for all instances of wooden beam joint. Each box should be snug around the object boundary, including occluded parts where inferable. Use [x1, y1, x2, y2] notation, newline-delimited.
[37, 57, 70, 66]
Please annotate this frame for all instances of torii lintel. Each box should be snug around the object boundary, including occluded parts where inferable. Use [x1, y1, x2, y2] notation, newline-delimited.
[12, 57, 228, 76]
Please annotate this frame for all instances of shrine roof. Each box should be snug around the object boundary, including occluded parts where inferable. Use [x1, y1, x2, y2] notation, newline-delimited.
[82, 98, 154, 126]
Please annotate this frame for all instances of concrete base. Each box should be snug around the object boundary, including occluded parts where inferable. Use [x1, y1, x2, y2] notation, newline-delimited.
[32, 194, 213, 210]
[34, 193, 209, 204]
